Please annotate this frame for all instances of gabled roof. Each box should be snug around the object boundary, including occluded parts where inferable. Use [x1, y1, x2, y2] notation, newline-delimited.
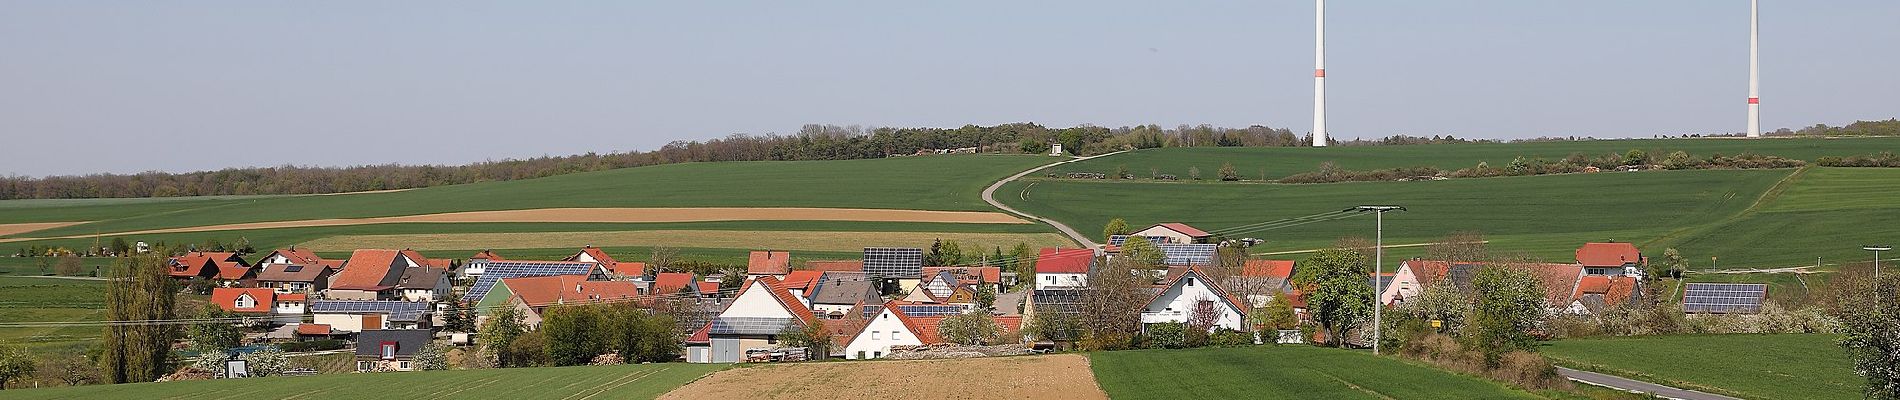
[278, 293, 308, 302]
[651, 272, 697, 295]
[255, 263, 331, 283]
[1145, 267, 1248, 315]
[310, 300, 431, 321]
[806, 260, 863, 272]
[1576, 242, 1644, 267]
[1571, 275, 1640, 309]
[1036, 248, 1093, 274]
[263, 248, 324, 265]
[211, 288, 274, 313]
[397, 267, 446, 291]
[212, 261, 254, 280]
[606, 261, 646, 278]
[400, 250, 452, 271]
[167, 251, 244, 278]
[723, 276, 818, 324]
[501, 275, 641, 308]
[565, 246, 619, 265]
[809, 272, 879, 306]
[355, 329, 432, 358]
[697, 281, 720, 295]
[747, 251, 792, 275]
[332, 249, 409, 291]
[1148, 223, 1212, 238]
[1242, 260, 1296, 279]
[686, 322, 712, 344]
[782, 270, 824, 294]
[920, 266, 1002, 285]
[461, 260, 600, 303]
[471, 250, 504, 260]
[296, 323, 333, 336]
[1525, 263, 1587, 307]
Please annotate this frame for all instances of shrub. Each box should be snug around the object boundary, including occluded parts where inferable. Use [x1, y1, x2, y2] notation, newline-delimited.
[240, 348, 288, 377]
[1145, 323, 1186, 349]
[1207, 329, 1253, 347]
[1489, 351, 1569, 390]
[277, 339, 346, 352]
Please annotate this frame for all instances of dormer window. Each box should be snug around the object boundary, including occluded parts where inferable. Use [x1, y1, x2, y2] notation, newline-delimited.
[381, 342, 397, 360]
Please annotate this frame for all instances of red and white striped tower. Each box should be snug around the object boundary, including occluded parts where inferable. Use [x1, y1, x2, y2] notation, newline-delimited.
[1747, 0, 1761, 138]
[1313, 0, 1329, 147]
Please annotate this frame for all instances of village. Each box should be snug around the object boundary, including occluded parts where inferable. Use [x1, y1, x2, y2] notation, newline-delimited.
[160, 222, 1725, 376]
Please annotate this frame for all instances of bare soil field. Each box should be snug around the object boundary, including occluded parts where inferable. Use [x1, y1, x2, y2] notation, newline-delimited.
[659, 354, 1106, 400]
[0, 222, 86, 237]
[298, 230, 1074, 253]
[0, 207, 1028, 243]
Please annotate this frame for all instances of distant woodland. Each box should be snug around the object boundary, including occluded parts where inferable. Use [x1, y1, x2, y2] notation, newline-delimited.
[4, 119, 1892, 200]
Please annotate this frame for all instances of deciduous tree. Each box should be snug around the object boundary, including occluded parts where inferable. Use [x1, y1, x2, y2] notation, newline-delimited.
[101, 253, 178, 384]
[0, 342, 35, 390]
[1295, 248, 1372, 347]
[1464, 264, 1547, 365]
[1102, 218, 1130, 241]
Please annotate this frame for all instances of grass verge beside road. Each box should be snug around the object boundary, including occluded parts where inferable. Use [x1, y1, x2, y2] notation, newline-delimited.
[1543, 334, 1859, 400]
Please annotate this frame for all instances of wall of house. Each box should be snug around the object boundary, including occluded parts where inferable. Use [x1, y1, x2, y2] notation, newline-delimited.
[327, 289, 382, 301]
[844, 309, 922, 360]
[1382, 266, 1423, 305]
[314, 314, 372, 332]
[722, 284, 795, 319]
[1132, 227, 1192, 244]
[356, 358, 415, 372]
[1140, 274, 1244, 332]
[1036, 273, 1087, 290]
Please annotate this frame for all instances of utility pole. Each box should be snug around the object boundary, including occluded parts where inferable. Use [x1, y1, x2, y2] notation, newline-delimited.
[1866, 245, 1890, 307]
[1350, 205, 1405, 355]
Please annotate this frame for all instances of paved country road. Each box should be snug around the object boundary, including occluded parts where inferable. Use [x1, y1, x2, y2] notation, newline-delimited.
[1558, 367, 1740, 400]
[981, 151, 1125, 248]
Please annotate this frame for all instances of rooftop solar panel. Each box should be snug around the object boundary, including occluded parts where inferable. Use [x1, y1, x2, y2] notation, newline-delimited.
[708, 317, 798, 335]
[863, 247, 923, 279]
[309, 300, 432, 321]
[1157, 243, 1218, 266]
[1681, 283, 1767, 314]
[1107, 235, 1172, 247]
[896, 304, 966, 317]
[462, 261, 598, 303]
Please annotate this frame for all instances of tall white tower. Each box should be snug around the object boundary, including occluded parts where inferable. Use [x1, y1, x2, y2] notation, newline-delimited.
[1747, 0, 1761, 138]
[1313, 0, 1329, 147]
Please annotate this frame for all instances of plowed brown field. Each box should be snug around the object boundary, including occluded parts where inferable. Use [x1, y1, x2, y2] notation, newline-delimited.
[659, 354, 1106, 400]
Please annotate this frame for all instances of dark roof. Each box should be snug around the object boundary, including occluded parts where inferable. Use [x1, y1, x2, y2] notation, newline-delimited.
[355, 329, 433, 358]
[397, 267, 445, 291]
[808, 272, 880, 305]
[310, 300, 432, 322]
[254, 263, 331, 282]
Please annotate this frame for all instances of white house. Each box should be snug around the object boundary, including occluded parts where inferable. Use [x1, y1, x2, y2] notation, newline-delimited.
[1131, 223, 1212, 245]
[1035, 248, 1093, 290]
[1140, 267, 1247, 332]
[843, 303, 930, 360]
[699, 276, 816, 363]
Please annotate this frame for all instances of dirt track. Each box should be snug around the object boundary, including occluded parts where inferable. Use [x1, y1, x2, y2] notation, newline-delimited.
[0, 207, 1027, 243]
[299, 230, 1072, 253]
[0, 222, 86, 237]
[659, 354, 1106, 400]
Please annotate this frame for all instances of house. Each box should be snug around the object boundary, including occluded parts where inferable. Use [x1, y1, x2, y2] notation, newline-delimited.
[650, 272, 701, 297]
[294, 323, 338, 341]
[1576, 242, 1647, 277]
[843, 302, 934, 359]
[780, 270, 824, 300]
[807, 272, 882, 319]
[1157, 243, 1219, 266]
[1132, 223, 1213, 244]
[482, 275, 641, 329]
[1231, 259, 1296, 305]
[167, 251, 251, 285]
[273, 293, 309, 318]
[1035, 248, 1093, 289]
[328, 249, 431, 300]
[1140, 267, 1248, 333]
[605, 261, 646, 280]
[920, 266, 1004, 293]
[462, 250, 505, 280]
[211, 287, 275, 315]
[253, 262, 335, 294]
[699, 276, 818, 363]
[395, 267, 450, 302]
[256, 247, 325, 266]
[1565, 275, 1642, 315]
[354, 329, 433, 372]
[1526, 263, 1588, 311]
[563, 246, 642, 279]
[747, 250, 792, 277]
[310, 300, 433, 332]
[461, 260, 606, 308]
[862, 247, 925, 290]
[684, 322, 713, 363]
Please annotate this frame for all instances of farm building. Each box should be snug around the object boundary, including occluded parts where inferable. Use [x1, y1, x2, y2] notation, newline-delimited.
[699, 276, 817, 363]
[354, 329, 433, 372]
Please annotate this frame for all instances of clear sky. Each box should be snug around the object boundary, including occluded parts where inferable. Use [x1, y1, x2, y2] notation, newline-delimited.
[2, 1, 1895, 177]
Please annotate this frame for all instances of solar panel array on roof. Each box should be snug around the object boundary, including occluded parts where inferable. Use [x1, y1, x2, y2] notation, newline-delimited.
[1107, 235, 1172, 247]
[862, 247, 923, 279]
[708, 317, 798, 335]
[897, 304, 965, 317]
[1682, 283, 1767, 314]
[1157, 243, 1218, 266]
[1030, 288, 1089, 317]
[462, 261, 598, 303]
[309, 300, 432, 321]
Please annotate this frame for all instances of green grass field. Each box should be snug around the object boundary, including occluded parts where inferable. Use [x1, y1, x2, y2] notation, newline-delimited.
[1543, 334, 1859, 400]
[0, 362, 729, 399]
[0, 276, 109, 356]
[1089, 346, 1541, 399]
[1048, 137, 1900, 180]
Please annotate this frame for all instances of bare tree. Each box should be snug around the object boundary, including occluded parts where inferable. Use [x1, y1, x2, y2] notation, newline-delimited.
[649, 247, 680, 274]
[1425, 231, 1487, 262]
[1080, 257, 1152, 349]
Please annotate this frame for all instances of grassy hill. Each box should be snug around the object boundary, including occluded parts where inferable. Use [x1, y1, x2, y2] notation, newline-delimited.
[1543, 334, 1858, 400]
[0, 362, 729, 400]
[1046, 137, 1900, 180]
[1089, 346, 1541, 399]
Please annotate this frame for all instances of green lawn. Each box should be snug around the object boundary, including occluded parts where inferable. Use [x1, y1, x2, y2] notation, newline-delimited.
[0, 362, 729, 399]
[1089, 346, 1541, 399]
[1543, 334, 1860, 400]
[1048, 137, 1900, 180]
[3, 154, 1051, 238]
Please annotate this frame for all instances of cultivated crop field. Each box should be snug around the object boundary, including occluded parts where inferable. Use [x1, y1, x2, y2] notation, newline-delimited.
[1089, 346, 1540, 399]
[0, 276, 107, 351]
[1543, 334, 1858, 400]
[299, 230, 1072, 254]
[0, 362, 730, 400]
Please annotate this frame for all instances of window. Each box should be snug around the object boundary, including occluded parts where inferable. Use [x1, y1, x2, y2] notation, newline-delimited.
[234, 294, 255, 309]
[1186, 277, 1195, 287]
[873, 351, 882, 358]
[767, 335, 777, 344]
[357, 361, 371, 371]
[892, 332, 903, 341]
[856, 351, 866, 359]
[399, 361, 411, 370]
[381, 343, 396, 360]
[871, 331, 881, 340]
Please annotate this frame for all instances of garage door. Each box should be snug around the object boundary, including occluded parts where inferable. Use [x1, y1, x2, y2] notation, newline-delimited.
[711, 338, 741, 363]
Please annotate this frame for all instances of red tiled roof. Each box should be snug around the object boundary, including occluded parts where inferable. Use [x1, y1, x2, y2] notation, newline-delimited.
[607, 261, 646, 277]
[401, 249, 452, 271]
[210, 288, 274, 313]
[686, 322, 712, 344]
[806, 260, 862, 272]
[1145, 266, 1248, 314]
[213, 261, 254, 280]
[471, 250, 504, 260]
[697, 281, 720, 295]
[296, 324, 333, 336]
[565, 246, 619, 265]
[266, 248, 324, 264]
[921, 266, 1002, 284]
[1572, 275, 1640, 306]
[748, 251, 792, 275]
[1242, 260, 1296, 279]
[994, 315, 1024, 334]
[1153, 223, 1211, 238]
[1525, 263, 1587, 306]
[651, 272, 696, 295]
[278, 293, 308, 302]
[1576, 242, 1644, 268]
[782, 270, 824, 293]
[332, 249, 406, 291]
[501, 275, 640, 307]
[910, 316, 948, 345]
[168, 252, 243, 278]
[1036, 248, 1093, 274]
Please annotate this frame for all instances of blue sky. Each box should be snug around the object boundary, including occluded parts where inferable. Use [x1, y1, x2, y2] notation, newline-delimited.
[2, 1, 1895, 176]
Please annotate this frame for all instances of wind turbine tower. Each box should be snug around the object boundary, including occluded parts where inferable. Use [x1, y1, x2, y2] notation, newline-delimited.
[1747, 0, 1761, 138]
[1313, 0, 1329, 147]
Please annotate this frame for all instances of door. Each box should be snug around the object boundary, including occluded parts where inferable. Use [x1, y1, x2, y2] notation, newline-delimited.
[363, 314, 383, 330]
[711, 338, 741, 363]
